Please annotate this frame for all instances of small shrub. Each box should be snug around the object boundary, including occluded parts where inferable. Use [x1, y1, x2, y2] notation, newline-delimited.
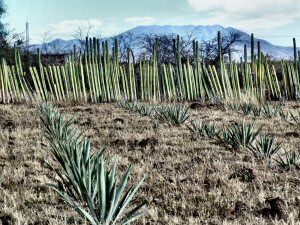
[229, 167, 255, 182]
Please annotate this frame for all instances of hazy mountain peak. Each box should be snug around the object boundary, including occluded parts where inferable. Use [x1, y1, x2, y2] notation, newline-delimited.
[30, 24, 295, 59]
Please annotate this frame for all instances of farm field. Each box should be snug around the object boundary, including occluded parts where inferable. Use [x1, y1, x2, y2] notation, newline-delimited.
[1, 100, 300, 224]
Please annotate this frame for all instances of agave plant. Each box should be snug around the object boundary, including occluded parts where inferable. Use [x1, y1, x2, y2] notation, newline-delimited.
[252, 105, 262, 117]
[187, 120, 219, 138]
[239, 103, 256, 115]
[226, 103, 240, 112]
[289, 110, 300, 126]
[39, 103, 105, 201]
[261, 104, 281, 119]
[56, 159, 147, 225]
[279, 109, 289, 122]
[276, 150, 300, 170]
[248, 135, 282, 159]
[118, 101, 138, 113]
[210, 96, 225, 106]
[39, 103, 147, 224]
[217, 122, 262, 150]
[135, 103, 154, 117]
[155, 105, 190, 126]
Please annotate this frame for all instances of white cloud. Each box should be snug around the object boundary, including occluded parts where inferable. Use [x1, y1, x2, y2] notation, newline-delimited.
[187, 0, 300, 33]
[38, 17, 156, 42]
[125, 16, 155, 26]
[187, 0, 300, 14]
[42, 19, 103, 40]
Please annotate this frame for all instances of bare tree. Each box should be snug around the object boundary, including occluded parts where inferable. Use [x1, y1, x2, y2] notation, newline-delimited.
[40, 32, 52, 54]
[126, 30, 242, 65]
[136, 32, 196, 64]
[73, 21, 96, 51]
[6, 29, 25, 48]
[200, 31, 242, 64]
[118, 31, 137, 62]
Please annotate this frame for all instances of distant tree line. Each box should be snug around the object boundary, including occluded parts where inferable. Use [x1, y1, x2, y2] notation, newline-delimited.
[71, 27, 243, 66]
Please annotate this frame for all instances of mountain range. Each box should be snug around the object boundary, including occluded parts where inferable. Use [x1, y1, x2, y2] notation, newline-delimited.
[29, 25, 296, 60]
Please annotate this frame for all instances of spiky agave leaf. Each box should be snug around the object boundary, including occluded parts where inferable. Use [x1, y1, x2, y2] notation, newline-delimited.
[239, 103, 256, 115]
[118, 100, 138, 113]
[226, 103, 240, 112]
[56, 158, 147, 225]
[289, 110, 300, 126]
[38, 103, 105, 201]
[39, 103, 147, 224]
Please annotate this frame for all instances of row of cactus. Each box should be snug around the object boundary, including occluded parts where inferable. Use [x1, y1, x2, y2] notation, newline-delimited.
[1, 32, 300, 103]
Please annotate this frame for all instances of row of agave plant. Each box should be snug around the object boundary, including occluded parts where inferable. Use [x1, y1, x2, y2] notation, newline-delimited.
[118, 99, 300, 129]
[1, 32, 300, 103]
[226, 101, 300, 126]
[188, 120, 300, 170]
[118, 101, 190, 126]
[119, 101, 300, 170]
[38, 103, 147, 225]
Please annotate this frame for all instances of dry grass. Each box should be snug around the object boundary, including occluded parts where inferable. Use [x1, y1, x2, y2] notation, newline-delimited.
[0, 101, 300, 224]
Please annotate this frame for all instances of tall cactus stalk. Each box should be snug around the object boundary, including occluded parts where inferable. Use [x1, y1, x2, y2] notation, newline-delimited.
[2, 34, 300, 103]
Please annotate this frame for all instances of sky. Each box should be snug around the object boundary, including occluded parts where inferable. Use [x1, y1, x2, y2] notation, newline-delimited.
[4, 0, 300, 46]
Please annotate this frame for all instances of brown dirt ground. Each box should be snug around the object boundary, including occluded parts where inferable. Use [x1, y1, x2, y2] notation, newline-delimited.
[0, 102, 300, 224]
